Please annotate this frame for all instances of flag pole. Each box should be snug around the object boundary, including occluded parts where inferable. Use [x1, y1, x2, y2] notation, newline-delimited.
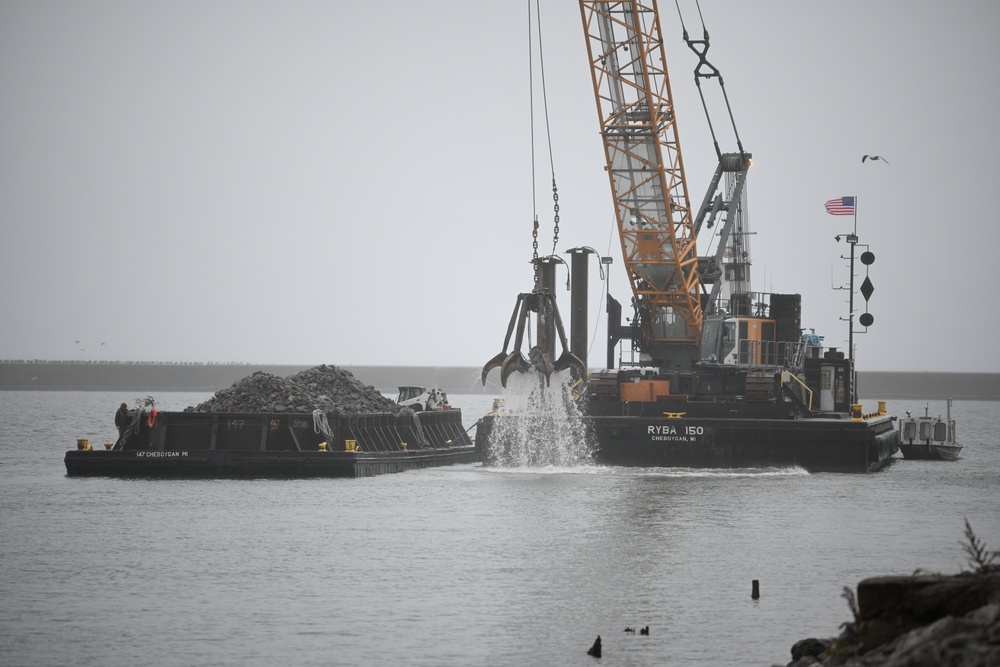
[847, 196, 858, 401]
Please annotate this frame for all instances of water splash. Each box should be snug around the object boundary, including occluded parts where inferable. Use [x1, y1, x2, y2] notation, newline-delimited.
[486, 371, 595, 467]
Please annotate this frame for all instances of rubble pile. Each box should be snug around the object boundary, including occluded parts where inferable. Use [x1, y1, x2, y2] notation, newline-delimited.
[185, 364, 406, 415]
[783, 571, 1000, 666]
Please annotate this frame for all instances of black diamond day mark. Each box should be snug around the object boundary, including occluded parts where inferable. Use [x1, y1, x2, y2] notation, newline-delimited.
[860, 276, 874, 302]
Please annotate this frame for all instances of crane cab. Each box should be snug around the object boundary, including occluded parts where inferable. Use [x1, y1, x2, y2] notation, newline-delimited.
[701, 315, 776, 366]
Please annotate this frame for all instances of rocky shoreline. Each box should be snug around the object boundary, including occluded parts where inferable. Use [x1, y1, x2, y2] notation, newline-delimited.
[781, 524, 1000, 666]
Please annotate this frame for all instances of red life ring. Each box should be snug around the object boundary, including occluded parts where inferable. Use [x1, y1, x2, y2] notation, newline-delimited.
[147, 407, 158, 428]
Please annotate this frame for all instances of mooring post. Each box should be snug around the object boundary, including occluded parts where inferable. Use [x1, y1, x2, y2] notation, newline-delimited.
[752, 579, 760, 599]
[566, 247, 596, 371]
[534, 256, 561, 361]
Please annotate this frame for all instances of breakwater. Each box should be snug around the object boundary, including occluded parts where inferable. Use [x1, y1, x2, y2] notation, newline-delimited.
[1, 361, 998, 400]
[0, 361, 487, 395]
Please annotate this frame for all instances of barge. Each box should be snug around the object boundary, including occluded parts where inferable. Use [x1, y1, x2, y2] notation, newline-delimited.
[66, 408, 478, 478]
[477, 1, 899, 473]
[477, 342, 899, 473]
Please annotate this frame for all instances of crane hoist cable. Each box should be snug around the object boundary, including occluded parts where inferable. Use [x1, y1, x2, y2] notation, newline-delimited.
[673, 0, 746, 160]
[527, 0, 561, 281]
[479, 0, 586, 389]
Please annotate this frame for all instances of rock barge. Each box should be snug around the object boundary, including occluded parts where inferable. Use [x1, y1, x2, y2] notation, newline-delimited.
[65, 365, 478, 478]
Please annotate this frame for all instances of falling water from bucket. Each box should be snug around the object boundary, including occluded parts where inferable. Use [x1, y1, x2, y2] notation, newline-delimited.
[486, 371, 595, 467]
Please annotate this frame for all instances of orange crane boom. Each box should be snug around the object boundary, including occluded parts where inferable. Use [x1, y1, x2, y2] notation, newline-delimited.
[579, 0, 702, 359]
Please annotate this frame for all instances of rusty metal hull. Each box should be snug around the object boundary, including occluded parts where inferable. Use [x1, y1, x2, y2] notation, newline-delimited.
[66, 409, 479, 478]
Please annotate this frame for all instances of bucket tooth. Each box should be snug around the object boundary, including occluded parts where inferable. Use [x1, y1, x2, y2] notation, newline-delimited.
[481, 351, 508, 386]
[553, 350, 586, 379]
[482, 295, 529, 386]
[528, 346, 555, 385]
[500, 351, 530, 388]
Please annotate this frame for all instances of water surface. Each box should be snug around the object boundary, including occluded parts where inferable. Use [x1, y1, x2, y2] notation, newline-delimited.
[1, 391, 997, 666]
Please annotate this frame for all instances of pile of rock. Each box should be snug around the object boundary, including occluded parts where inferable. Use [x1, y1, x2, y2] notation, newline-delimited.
[783, 570, 1000, 666]
[185, 364, 406, 415]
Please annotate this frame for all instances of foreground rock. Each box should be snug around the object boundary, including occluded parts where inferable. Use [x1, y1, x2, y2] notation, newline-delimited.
[185, 364, 407, 415]
[782, 571, 1000, 666]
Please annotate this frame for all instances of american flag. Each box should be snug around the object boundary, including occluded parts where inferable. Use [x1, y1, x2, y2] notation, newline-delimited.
[825, 196, 856, 216]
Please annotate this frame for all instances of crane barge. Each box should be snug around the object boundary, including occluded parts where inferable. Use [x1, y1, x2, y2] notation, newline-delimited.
[478, 0, 898, 473]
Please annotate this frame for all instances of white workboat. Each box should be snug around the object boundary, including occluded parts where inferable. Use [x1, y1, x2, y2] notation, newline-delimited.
[898, 399, 963, 461]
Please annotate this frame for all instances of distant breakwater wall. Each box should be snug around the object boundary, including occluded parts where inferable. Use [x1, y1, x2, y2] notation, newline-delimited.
[1, 362, 998, 400]
[0, 362, 488, 395]
[855, 372, 1000, 401]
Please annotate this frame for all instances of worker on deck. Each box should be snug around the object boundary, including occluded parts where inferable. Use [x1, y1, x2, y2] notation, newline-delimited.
[115, 402, 129, 439]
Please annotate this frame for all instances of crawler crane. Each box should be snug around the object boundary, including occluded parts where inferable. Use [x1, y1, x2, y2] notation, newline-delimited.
[476, 0, 899, 473]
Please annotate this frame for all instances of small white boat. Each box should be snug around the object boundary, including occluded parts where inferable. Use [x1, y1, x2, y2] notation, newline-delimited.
[898, 399, 963, 461]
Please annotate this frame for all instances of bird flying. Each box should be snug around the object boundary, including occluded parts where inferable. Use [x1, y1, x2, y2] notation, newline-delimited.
[862, 155, 890, 164]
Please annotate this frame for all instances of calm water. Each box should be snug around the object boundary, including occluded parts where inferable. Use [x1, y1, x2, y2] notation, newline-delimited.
[1, 391, 998, 667]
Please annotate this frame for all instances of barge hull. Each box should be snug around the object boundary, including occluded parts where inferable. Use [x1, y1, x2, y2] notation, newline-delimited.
[476, 413, 898, 473]
[65, 447, 479, 478]
[66, 409, 479, 478]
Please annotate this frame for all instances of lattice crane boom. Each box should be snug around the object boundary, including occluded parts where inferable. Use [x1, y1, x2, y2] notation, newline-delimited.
[579, 0, 702, 357]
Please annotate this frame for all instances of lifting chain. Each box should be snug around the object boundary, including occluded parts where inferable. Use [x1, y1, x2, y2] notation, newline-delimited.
[550, 178, 560, 255]
[531, 215, 540, 290]
[531, 180, 561, 291]
[526, 1, 562, 285]
[532, 216, 539, 261]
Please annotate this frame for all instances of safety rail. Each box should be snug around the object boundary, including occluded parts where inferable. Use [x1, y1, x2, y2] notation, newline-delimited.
[736, 339, 804, 370]
[114, 410, 473, 454]
[780, 371, 813, 412]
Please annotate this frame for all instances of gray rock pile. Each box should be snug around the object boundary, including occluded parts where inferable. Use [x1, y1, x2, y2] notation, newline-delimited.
[782, 571, 1000, 666]
[185, 364, 406, 415]
[782, 522, 1000, 666]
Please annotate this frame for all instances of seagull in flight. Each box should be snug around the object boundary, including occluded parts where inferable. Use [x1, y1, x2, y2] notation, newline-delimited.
[862, 155, 890, 164]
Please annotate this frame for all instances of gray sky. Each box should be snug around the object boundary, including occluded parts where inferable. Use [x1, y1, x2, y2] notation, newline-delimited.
[2, 1, 998, 373]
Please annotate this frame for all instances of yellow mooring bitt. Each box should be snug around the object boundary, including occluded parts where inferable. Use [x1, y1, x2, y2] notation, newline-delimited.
[853, 402, 889, 421]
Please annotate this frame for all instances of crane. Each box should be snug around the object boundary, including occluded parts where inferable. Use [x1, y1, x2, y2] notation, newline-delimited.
[582, 0, 765, 372]
[482, 0, 768, 389]
[579, 0, 703, 368]
[474, 2, 893, 473]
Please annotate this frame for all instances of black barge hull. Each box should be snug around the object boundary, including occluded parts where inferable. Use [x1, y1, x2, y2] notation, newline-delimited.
[66, 409, 479, 478]
[65, 447, 478, 478]
[475, 412, 899, 473]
